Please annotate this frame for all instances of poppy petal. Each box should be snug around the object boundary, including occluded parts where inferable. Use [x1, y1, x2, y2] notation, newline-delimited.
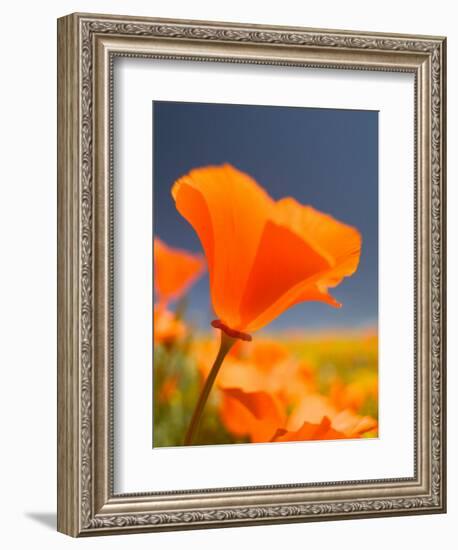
[241, 199, 361, 332]
[241, 278, 335, 333]
[286, 394, 337, 431]
[154, 238, 205, 303]
[272, 417, 346, 442]
[220, 388, 286, 443]
[275, 198, 362, 273]
[331, 410, 378, 437]
[293, 284, 342, 308]
[239, 220, 331, 331]
[172, 164, 274, 328]
[286, 394, 377, 438]
[276, 198, 362, 294]
[216, 359, 264, 392]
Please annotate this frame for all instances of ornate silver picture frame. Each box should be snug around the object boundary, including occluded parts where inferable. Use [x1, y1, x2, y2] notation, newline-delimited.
[57, 12, 446, 536]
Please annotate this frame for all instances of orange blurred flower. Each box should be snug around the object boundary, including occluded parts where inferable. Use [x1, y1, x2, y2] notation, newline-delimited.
[272, 417, 345, 443]
[329, 374, 378, 413]
[220, 388, 286, 443]
[172, 164, 361, 338]
[220, 388, 377, 443]
[158, 375, 179, 403]
[248, 339, 290, 369]
[286, 394, 377, 438]
[154, 306, 187, 345]
[154, 237, 205, 305]
[193, 337, 316, 409]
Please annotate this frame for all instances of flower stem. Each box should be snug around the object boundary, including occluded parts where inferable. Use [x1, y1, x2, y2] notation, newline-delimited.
[184, 330, 236, 446]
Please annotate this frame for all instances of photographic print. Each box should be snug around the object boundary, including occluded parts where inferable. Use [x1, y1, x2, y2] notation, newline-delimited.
[153, 101, 379, 448]
[58, 14, 446, 535]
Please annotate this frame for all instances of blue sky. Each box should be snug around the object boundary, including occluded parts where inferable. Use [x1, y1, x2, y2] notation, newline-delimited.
[153, 101, 378, 332]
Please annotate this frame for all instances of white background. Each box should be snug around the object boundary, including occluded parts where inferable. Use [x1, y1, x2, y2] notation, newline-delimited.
[0, 1, 454, 549]
[116, 60, 414, 492]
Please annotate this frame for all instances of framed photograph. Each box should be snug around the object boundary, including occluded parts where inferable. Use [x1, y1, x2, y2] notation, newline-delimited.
[57, 13, 446, 536]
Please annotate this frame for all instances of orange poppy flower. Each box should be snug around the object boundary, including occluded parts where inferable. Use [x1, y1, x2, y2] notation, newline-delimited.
[153, 306, 187, 344]
[154, 237, 205, 304]
[220, 388, 286, 443]
[248, 339, 290, 369]
[220, 388, 377, 443]
[329, 374, 378, 413]
[193, 337, 316, 408]
[286, 394, 378, 438]
[272, 417, 346, 443]
[172, 164, 361, 338]
[158, 375, 179, 403]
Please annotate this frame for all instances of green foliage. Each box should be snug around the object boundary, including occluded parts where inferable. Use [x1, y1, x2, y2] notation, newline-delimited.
[153, 338, 239, 447]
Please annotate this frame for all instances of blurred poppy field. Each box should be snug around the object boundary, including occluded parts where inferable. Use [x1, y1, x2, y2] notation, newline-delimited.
[154, 308, 378, 447]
